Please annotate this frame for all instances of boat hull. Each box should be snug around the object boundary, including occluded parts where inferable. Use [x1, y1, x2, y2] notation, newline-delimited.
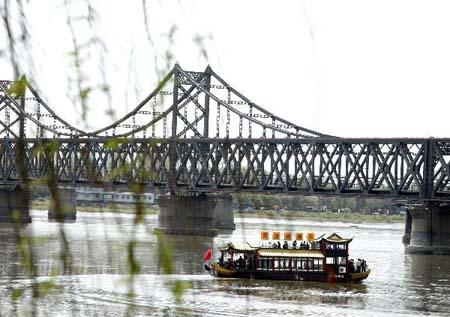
[206, 264, 370, 283]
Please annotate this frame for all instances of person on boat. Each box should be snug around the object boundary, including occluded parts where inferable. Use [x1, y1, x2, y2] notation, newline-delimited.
[283, 241, 288, 249]
[277, 241, 281, 249]
[272, 241, 278, 248]
[247, 257, 253, 270]
[356, 259, 361, 273]
[349, 259, 355, 273]
[237, 256, 244, 270]
[292, 240, 297, 248]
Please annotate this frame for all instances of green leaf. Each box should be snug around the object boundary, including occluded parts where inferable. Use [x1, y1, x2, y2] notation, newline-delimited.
[172, 280, 191, 302]
[12, 288, 24, 302]
[8, 76, 28, 98]
[37, 281, 63, 297]
[105, 138, 127, 150]
[157, 232, 174, 275]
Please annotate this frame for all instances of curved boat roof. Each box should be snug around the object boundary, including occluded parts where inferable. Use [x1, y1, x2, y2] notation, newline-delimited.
[219, 242, 259, 252]
[314, 233, 353, 243]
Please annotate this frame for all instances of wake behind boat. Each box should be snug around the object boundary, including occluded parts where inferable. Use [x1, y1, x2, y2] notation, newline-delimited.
[204, 232, 370, 283]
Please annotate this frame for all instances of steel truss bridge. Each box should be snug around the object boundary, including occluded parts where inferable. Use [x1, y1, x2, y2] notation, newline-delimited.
[1, 64, 450, 200]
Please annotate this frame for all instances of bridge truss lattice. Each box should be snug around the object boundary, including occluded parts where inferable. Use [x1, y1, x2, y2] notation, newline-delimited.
[1, 65, 450, 201]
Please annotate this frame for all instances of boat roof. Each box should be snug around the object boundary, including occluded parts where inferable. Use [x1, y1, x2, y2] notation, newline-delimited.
[219, 242, 258, 252]
[257, 249, 324, 259]
[314, 232, 353, 243]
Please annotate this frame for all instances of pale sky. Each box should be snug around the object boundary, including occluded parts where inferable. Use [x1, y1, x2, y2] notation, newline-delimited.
[3, 0, 450, 138]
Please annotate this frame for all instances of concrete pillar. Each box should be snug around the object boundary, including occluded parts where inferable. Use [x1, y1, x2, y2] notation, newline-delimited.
[0, 187, 31, 223]
[406, 203, 450, 254]
[48, 188, 77, 221]
[213, 194, 236, 230]
[157, 193, 218, 236]
[402, 210, 412, 245]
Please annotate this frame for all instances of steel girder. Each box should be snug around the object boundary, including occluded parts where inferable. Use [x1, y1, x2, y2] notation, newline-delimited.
[1, 138, 450, 200]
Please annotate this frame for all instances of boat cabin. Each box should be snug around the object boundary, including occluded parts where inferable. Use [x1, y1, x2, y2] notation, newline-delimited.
[211, 232, 364, 282]
[217, 242, 258, 271]
[315, 233, 352, 278]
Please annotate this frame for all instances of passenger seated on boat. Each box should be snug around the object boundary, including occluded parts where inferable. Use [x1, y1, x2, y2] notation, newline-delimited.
[277, 241, 281, 249]
[272, 241, 278, 248]
[292, 240, 297, 248]
[283, 241, 288, 249]
[300, 242, 310, 250]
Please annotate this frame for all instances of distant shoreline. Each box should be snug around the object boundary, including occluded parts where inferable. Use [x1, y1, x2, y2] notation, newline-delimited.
[234, 210, 405, 224]
[31, 199, 404, 224]
[30, 199, 159, 215]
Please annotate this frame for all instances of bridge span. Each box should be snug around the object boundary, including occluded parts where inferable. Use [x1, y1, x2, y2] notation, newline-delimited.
[0, 64, 449, 253]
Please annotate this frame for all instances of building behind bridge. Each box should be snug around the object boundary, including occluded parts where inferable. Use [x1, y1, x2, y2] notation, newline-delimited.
[76, 188, 155, 205]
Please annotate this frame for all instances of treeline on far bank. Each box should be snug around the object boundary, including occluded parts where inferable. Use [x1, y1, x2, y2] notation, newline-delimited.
[232, 193, 405, 215]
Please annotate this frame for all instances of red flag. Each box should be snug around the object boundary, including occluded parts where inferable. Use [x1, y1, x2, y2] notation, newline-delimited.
[203, 248, 212, 261]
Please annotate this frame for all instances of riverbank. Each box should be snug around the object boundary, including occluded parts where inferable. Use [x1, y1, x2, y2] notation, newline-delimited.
[31, 200, 404, 223]
[31, 199, 159, 215]
[235, 210, 405, 224]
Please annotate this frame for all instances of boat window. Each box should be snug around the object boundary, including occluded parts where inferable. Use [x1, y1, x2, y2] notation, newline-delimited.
[268, 259, 273, 270]
[285, 259, 290, 269]
[279, 259, 284, 270]
[312, 259, 323, 271]
[338, 257, 347, 265]
[258, 259, 268, 270]
[326, 257, 335, 265]
[301, 260, 307, 271]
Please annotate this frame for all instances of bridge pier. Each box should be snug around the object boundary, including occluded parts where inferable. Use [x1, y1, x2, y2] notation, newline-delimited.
[0, 187, 31, 223]
[406, 203, 450, 254]
[157, 192, 235, 236]
[402, 210, 412, 245]
[213, 194, 236, 230]
[48, 188, 77, 222]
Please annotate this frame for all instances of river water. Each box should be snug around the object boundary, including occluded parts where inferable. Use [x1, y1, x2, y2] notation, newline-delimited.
[1, 210, 450, 316]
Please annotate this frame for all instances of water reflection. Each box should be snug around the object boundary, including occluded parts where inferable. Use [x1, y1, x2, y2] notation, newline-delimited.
[0, 211, 450, 316]
[156, 233, 214, 275]
[0, 225, 20, 277]
[405, 254, 450, 315]
[213, 277, 367, 307]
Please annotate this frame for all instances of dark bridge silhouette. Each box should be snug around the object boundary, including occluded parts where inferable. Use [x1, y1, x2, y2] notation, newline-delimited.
[1, 64, 450, 201]
[0, 65, 449, 253]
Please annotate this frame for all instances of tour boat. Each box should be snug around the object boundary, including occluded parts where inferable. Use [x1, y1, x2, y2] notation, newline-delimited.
[204, 232, 370, 283]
